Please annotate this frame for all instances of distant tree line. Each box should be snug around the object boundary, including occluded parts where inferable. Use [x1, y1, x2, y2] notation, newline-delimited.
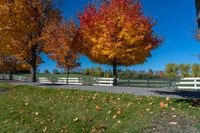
[40, 63, 200, 79]
[165, 63, 200, 78]
[83, 67, 164, 79]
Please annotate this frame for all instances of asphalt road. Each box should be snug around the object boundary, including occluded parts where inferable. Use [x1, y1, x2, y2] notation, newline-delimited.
[1, 80, 200, 99]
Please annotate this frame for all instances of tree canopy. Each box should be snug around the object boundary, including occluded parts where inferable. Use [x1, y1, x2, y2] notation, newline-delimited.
[76, 0, 162, 85]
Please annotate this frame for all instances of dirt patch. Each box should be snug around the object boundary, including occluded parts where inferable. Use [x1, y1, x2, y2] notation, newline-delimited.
[146, 113, 200, 133]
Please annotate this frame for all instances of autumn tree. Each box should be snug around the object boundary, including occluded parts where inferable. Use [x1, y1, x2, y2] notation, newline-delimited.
[0, 0, 33, 50]
[44, 20, 80, 79]
[2, 0, 62, 82]
[0, 53, 30, 80]
[76, 0, 162, 85]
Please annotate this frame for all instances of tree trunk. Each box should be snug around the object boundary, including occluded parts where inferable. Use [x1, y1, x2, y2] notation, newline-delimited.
[30, 62, 37, 82]
[9, 71, 13, 80]
[113, 63, 117, 86]
[30, 48, 37, 82]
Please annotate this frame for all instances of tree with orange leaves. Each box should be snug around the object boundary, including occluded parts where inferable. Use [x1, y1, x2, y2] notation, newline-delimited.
[6, 0, 62, 82]
[0, 53, 30, 80]
[0, 0, 34, 53]
[77, 0, 162, 85]
[44, 20, 80, 79]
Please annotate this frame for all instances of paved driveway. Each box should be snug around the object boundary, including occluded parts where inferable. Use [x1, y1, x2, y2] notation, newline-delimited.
[1, 80, 200, 99]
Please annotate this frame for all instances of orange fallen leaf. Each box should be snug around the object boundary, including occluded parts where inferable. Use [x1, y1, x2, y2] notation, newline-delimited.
[171, 107, 175, 111]
[95, 105, 102, 111]
[116, 111, 122, 115]
[160, 102, 168, 108]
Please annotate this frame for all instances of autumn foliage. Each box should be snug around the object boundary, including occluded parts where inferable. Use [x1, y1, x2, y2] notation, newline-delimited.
[77, 0, 162, 85]
[44, 20, 80, 74]
[0, 0, 79, 82]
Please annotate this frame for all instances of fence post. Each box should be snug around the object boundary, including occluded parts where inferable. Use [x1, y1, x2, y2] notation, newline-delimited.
[169, 79, 172, 88]
[194, 79, 197, 88]
[128, 79, 130, 86]
[147, 79, 150, 87]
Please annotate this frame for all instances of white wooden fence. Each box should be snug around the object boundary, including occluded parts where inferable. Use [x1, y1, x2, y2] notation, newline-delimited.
[0, 75, 9, 80]
[13, 76, 31, 82]
[176, 78, 200, 89]
[55, 77, 83, 85]
[38, 77, 52, 84]
[93, 78, 114, 86]
[0, 75, 31, 82]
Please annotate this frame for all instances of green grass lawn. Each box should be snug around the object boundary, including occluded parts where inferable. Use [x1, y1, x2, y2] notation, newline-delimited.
[0, 84, 199, 133]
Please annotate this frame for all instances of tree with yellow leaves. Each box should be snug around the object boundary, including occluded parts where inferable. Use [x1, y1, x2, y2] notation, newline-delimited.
[77, 0, 162, 85]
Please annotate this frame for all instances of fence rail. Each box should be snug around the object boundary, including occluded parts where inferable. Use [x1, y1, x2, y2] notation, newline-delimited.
[0, 75, 179, 88]
[176, 78, 200, 90]
[118, 79, 176, 88]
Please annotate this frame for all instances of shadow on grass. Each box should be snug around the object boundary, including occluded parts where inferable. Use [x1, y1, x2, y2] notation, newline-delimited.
[151, 90, 200, 107]
[0, 88, 8, 93]
[175, 99, 200, 107]
[151, 90, 200, 99]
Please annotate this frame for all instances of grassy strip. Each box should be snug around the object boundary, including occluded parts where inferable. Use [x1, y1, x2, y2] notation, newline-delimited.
[0, 84, 199, 132]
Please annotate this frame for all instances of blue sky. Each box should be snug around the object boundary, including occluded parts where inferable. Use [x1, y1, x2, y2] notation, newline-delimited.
[39, 0, 200, 72]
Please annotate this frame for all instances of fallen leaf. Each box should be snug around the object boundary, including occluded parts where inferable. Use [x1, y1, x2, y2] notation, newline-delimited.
[173, 115, 176, 118]
[116, 111, 122, 115]
[35, 112, 39, 116]
[92, 96, 96, 100]
[139, 112, 144, 116]
[150, 112, 154, 115]
[113, 115, 117, 119]
[148, 102, 153, 105]
[91, 127, 96, 133]
[25, 103, 29, 106]
[166, 96, 170, 101]
[171, 107, 175, 111]
[117, 120, 121, 124]
[43, 127, 47, 132]
[73, 117, 79, 122]
[146, 108, 150, 112]
[107, 110, 111, 114]
[169, 122, 177, 125]
[95, 105, 102, 111]
[160, 102, 168, 108]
